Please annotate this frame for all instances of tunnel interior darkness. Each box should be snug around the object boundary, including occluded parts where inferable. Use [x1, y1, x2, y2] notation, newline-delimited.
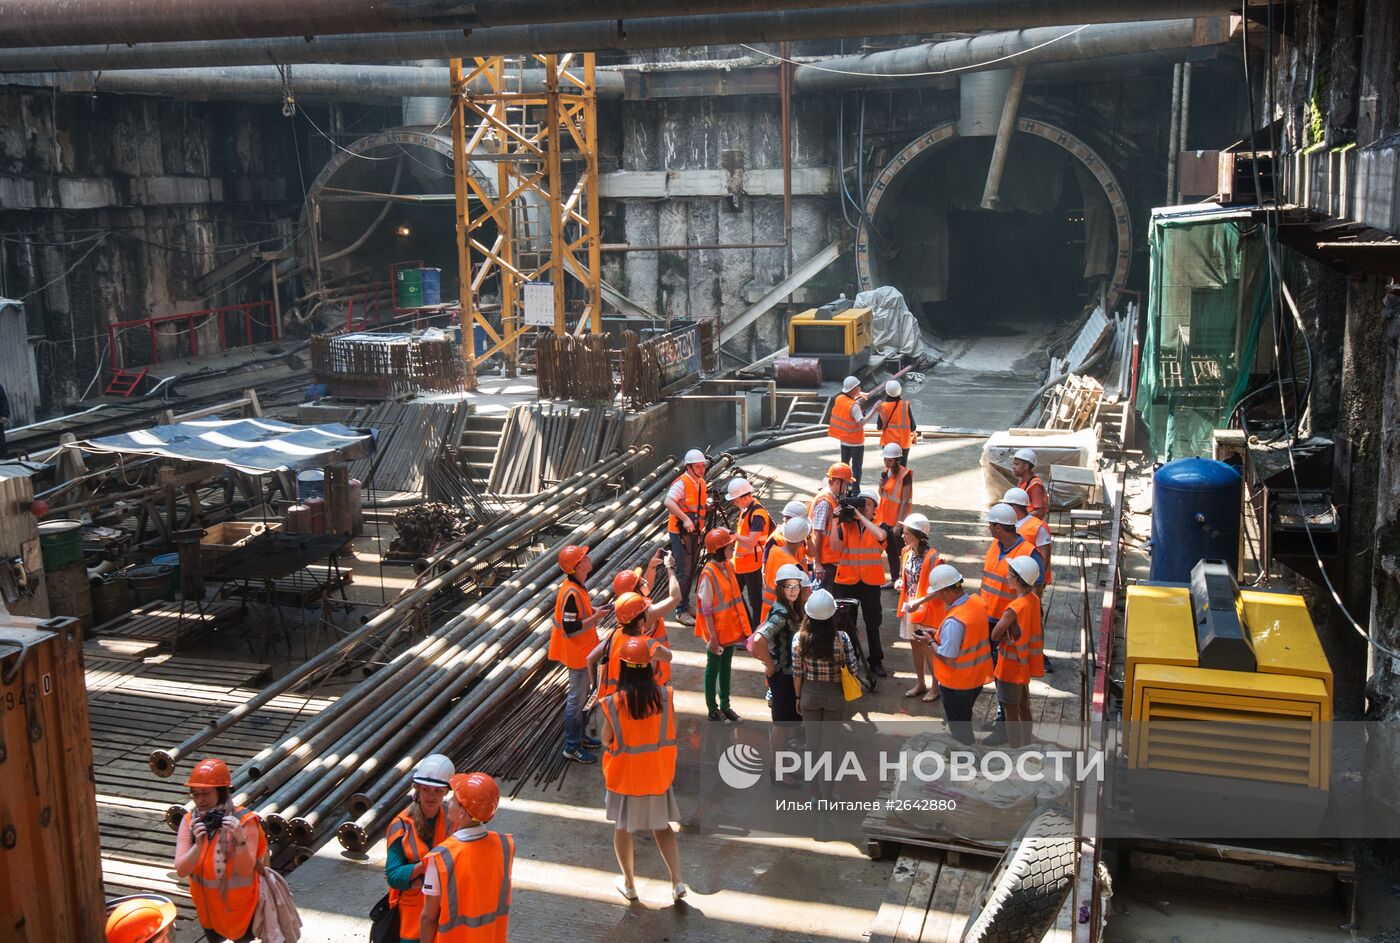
[866, 132, 1113, 336]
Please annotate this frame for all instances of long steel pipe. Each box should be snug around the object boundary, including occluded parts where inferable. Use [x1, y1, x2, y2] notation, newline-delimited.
[0, 2, 1235, 72]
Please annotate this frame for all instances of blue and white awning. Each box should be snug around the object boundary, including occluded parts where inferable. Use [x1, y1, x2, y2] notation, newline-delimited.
[74, 418, 372, 474]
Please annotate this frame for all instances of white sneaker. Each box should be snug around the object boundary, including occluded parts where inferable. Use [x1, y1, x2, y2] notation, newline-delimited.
[672, 882, 689, 902]
[615, 877, 638, 901]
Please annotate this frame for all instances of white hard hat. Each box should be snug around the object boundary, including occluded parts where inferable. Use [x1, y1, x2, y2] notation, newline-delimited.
[726, 477, 754, 500]
[774, 563, 811, 588]
[804, 588, 837, 620]
[1013, 447, 1038, 466]
[782, 500, 808, 519]
[902, 513, 930, 535]
[782, 517, 811, 542]
[841, 376, 860, 393]
[1002, 487, 1031, 507]
[882, 442, 903, 460]
[683, 448, 707, 466]
[885, 380, 902, 398]
[925, 563, 963, 594]
[859, 487, 879, 503]
[1009, 556, 1042, 586]
[413, 753, 455, 788]
[986, 503, 1018, 526]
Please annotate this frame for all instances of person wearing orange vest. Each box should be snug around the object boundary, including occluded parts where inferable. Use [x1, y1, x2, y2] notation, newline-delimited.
[551, 544, 610, 764]
[764, 500, 811, 560]
[980, 503, 1043, 733]
[761, 516, 810, 623]
[664, 448, 709, 624]
[809, 462, 854, 587]
[1003, 486, 1053, 589]
[911, 565, 993, 745]
[827, 376, 869, 483]
[384, 753, 455, 942]
[727, 476, 773, 626]
[985, 556, 1041, 747]
[418, 773, 514, 943]
[893, 513, 942, 702]
[695, 528, 753, 722]
[875, 379, 916, 467]
[588, 590, 676, 701]
[599, 636, 686, 903]
[875, 442, 914, 583]
[106, 896, 177, 943]
[173, 757, 268, 943]
[1011, 448, 1049, 521]
[587, 550, 679, 701]
[830, 488, 888, 678]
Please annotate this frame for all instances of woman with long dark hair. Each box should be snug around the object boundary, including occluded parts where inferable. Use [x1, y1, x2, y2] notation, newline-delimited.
[895, 513, 943, 703]
[791, 589, 858, 794]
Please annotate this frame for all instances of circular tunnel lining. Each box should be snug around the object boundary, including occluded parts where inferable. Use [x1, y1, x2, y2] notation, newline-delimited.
[855, 118, 1130, 334]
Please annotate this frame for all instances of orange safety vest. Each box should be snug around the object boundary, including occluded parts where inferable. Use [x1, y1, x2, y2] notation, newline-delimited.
[424, 830, 515, 943]
[834, 522, 885, 586]
[875, 465, 912, 527]
[1009, 592, 1045, 678]
[827, 393, 864, 445]
[667, 472, 708, 534]
[695, 560, 752, 647]
[387, 806, 448, 940]
[980, 537, 1038, 621]
[878, 399, 913, 449]
[1016, 515, 1054, 585]
[600, 687, 678, 796]
[809, 491, 842, 564]
[934, 594, 994, 690]
[899, 546, 944, 627]
[761, 544, 802, 623]
[1019, 473, 1049, 520]
[184, 807, 267, 940]
[994, 596, 1033, 686]
[734, 502, 772, 575]
[548, 578, 596, 670]
[599, 625, 671, 699]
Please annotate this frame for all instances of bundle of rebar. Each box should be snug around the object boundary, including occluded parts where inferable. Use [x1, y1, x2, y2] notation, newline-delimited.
[487, 404, 626, 495]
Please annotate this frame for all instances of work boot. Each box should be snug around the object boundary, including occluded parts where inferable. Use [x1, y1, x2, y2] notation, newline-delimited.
[562, 747, 597, 764]
[708, 708, 724, 722]
[721, 707, 740, 722]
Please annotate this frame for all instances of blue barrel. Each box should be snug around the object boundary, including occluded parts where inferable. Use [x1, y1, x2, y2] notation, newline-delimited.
[1149, 458, 1242, 582]
[474, 323, 490, 358]
[419, 267, 442, 305]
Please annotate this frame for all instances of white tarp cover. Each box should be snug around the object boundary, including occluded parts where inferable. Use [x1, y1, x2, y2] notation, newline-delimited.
[74, 418, 372, 475]
[982, 428, 1099, 511]
[853, 285, 931, 364]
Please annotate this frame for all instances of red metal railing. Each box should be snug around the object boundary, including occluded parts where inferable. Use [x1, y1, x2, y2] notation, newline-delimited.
[108, 301, 278, 370]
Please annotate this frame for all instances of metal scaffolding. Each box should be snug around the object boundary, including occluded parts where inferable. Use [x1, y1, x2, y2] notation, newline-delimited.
[451, 54, 602, 388]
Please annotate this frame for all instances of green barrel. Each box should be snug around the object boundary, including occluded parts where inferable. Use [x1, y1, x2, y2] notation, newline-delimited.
[395, 266, 424, 308]
[38, 520, 84, 571]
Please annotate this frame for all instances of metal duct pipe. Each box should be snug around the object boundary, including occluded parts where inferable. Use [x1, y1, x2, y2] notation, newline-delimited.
[403, 59, 449, 128]
[959, 69, 1014, 137]
[792, 17, 1211, 91]
[0, 2, 1235, 72]
[3, 63, 625, 100]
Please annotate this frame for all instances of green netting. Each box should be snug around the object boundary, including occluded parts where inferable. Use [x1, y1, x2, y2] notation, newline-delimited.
[1135, 210, 1270, 459]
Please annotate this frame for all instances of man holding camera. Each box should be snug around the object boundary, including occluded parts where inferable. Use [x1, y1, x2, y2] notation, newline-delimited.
[173, 757, 267, 943]
[830, 489, 889, 678]
[808, 462, 854, 589]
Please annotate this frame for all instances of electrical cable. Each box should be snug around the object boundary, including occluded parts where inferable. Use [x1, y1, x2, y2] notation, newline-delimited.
[16, 234, 108, 301]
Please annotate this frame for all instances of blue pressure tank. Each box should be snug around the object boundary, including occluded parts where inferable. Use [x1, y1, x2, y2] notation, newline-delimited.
[1149, 458, 1242, 583]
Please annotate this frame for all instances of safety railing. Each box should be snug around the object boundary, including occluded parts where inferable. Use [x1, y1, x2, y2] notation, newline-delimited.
[108, 301, 278, 370]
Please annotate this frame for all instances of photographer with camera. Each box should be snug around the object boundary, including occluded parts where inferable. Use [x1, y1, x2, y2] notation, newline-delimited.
[173, 758, 269, 943]
[808, 462, 855, 588]
[829, 488, 889, 678]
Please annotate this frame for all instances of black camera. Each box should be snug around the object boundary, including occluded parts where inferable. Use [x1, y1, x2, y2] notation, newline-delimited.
[837, 491, 868, 523]
[200, 808, 225, 837]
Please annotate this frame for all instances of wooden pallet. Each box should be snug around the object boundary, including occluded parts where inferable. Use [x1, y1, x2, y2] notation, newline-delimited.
[862, 792, 1008, 863]
[92, 600, 246, 648]
[219, 564, 353, 606]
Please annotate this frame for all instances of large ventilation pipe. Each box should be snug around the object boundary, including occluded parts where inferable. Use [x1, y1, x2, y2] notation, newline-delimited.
[958, 69, 1014, 137]
[0, 2, 1235, 72]
[402, 59, 450, 128]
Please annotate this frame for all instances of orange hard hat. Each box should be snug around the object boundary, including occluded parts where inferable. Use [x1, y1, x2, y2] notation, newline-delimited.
[558, 544, 588, 574]
[619, 636, 654, 667]
[450, 771, 500, 824]
[826, 462, 854, 482]
[185, 757, 231, 788]
[612, 568, 642, 596]
[614, 591, 650, 625]
[106, 896, 177, 943]
[704, 527, 735, 553]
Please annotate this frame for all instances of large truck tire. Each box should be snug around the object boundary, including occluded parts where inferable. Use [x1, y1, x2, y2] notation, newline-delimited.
[960, 808, 1078, 943]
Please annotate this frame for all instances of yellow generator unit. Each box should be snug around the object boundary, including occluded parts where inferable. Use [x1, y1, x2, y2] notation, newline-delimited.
[1123, 560, 1332, 831]
[788, 306, 873, 378]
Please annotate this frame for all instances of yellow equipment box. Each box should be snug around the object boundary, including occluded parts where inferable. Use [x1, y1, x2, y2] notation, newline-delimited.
[788, 306, 873, 357]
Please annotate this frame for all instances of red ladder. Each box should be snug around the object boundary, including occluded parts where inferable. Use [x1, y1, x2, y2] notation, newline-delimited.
[104, 367, 148, 398]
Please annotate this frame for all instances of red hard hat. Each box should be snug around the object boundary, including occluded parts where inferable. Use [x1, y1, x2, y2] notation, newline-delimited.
[612, 568, 642, 596]
[558, 544, 588, 574]
[614, 592, 650, 625]
[185, 757, 232, 788]
[619, 636, 654, 667]
[106, 896, 177, 943]
[826, 462, 853, 482]
[704, 527, 735, 553]
[450, 772, 500, 824]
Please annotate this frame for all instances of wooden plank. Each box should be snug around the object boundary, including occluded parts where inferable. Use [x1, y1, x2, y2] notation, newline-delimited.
[895, 856, 941, 942]
[868, 854, 924, 943]
[919, 858, 968, 943]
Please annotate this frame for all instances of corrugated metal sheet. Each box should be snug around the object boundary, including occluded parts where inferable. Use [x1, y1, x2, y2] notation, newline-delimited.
[0, 300, 36, 425]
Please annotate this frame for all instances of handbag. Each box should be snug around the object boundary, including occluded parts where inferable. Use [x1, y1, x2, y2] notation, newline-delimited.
[368, 892, 398, 943]
[837, 634, 862, 701]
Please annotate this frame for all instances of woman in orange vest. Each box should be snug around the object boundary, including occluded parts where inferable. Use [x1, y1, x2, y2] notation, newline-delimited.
[589, 590, 676, 701]
[599, 637, 686, 903]
[875, 442, 914, 581]
[912, 565, 993, 745]
[418, 773, 514, 943]
[727, 476, 773, 626]
[550, 544, 610, 764]
[695, 528, 753, 722]
[761, 516, 810, 623]
[384, 753, 455, 942]
[173, 757, 268, 943]
[827, 376, 869, 483]
[875, 379, 916, 466]
[894, 513, 942, 703]
[988, 556, 1041, 747]
[830, 489, 888, 678]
